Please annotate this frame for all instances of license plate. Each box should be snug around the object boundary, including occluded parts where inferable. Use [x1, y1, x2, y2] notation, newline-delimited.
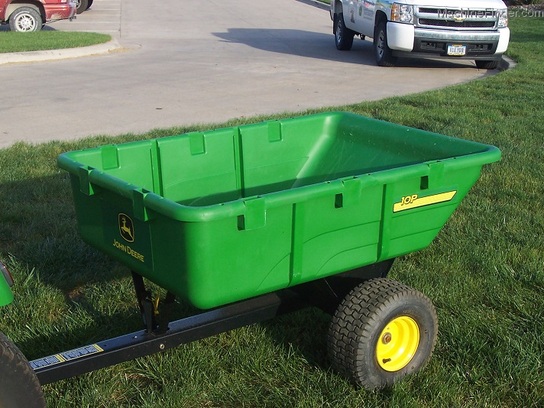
[447, 44, 466, 56]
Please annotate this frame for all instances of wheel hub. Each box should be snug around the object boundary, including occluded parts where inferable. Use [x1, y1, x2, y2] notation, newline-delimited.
[377, 33, 386, 57]
[376, 315, 420, 372]
[17, 15, 35, 31]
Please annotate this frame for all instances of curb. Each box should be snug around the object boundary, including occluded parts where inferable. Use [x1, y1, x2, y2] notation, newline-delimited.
[499, 55, 516, 71]
[0, 38, 124, 66]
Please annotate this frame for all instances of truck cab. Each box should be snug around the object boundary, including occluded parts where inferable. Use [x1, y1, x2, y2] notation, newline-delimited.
[0, 0, 76, 32]
[331, 0, 510, 69]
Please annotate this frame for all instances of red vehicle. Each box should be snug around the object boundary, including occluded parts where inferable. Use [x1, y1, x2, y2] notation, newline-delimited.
[0, 0, 76, 32]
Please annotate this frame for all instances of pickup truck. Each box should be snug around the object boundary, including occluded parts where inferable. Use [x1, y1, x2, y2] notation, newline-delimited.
[0, 0, 76, 32]
[330, 0, 510, 69]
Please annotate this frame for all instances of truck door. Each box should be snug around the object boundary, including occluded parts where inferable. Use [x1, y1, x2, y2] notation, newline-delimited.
[360, 0, 376, 37]
[345, 0, 376, 36]
[344, 0, 358, 31]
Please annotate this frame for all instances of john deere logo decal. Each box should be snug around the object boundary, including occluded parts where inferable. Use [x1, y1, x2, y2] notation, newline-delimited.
[113, 213, 145, 263]
[118, 213, 135, 242]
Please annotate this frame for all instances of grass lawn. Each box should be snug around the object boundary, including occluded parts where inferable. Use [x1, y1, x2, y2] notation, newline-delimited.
[0, 15, 543, 408]
[0, 31, 110, 53]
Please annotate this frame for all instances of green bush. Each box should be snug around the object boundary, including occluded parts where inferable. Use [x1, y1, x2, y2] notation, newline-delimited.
[504, 0, 543, 6]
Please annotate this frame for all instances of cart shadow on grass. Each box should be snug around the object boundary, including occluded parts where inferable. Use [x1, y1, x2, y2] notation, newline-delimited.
[0, 174, 120, 292]
[0, 174, 148, 352]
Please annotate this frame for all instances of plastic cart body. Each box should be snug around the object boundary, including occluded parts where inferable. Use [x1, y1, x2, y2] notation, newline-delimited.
[58, 111, 500, 310]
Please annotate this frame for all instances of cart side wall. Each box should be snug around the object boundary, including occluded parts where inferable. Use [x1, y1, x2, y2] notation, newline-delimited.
[68, 161, 483, 309]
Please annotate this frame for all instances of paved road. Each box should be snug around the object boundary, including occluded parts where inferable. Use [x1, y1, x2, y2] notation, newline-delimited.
[0, 0, 493, 148]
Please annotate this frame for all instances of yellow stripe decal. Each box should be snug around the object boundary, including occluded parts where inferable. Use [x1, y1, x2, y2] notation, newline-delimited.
[393, 191, 457, 213]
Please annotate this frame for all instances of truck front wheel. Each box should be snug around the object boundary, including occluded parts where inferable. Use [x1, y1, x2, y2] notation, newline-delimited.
[9, 7, 42, 32]
[328, 278, 438, 390]
[373, 21, 396, 67]
[334, 13, 355, 51]
[0, 331, 45, 407]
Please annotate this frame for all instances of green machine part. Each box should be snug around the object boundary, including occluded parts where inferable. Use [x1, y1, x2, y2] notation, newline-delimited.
[0, 275, 14, 307]
[0, 262, 14, 307]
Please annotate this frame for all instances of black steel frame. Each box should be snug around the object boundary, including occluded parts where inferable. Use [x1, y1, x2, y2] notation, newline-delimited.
[34, 289, 306, 385]
[32, 260, 394, 385]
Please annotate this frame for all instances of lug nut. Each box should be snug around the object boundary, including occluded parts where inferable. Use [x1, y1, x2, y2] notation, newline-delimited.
[382, 332, 392, 344]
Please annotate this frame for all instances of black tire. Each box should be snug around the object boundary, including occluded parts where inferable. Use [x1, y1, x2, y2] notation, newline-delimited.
[373, 20, 397, 67]
[77, 0, 89, 14]
[334, 13, 355, 51]
[9, 7, 42, 33]
[328, 278, 438, 390]
[87, 0, 94, 10]
[0, 331, 45, 407]
[475, 60, 499, 70]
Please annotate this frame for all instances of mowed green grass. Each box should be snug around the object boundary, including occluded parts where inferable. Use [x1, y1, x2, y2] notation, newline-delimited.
[0, 16, 542, 407]
[0, 31, 110, 53]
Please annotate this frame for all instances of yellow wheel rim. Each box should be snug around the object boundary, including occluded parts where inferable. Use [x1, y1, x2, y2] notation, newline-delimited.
[376, 315, 420, 372]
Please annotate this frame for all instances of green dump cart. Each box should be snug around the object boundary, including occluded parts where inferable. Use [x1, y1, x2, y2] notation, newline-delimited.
[0, 112, 501, 406]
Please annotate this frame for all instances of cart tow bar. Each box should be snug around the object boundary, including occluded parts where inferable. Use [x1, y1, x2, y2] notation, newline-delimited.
[31, 290, 307, 385]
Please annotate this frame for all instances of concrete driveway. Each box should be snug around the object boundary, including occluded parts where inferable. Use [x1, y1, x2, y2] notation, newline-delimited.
[0, 0, 493, 148]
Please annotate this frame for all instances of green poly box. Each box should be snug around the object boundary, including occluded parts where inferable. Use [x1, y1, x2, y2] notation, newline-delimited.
[58, 112, 500, 309]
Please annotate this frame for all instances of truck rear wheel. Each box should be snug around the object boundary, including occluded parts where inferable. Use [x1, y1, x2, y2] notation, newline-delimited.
[9, 7, 42, 32]
[328, 278, 438, 390]
[334, 13, 355, 51]
[0, 331, 45, 407]
[373, 21, 396, 67]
